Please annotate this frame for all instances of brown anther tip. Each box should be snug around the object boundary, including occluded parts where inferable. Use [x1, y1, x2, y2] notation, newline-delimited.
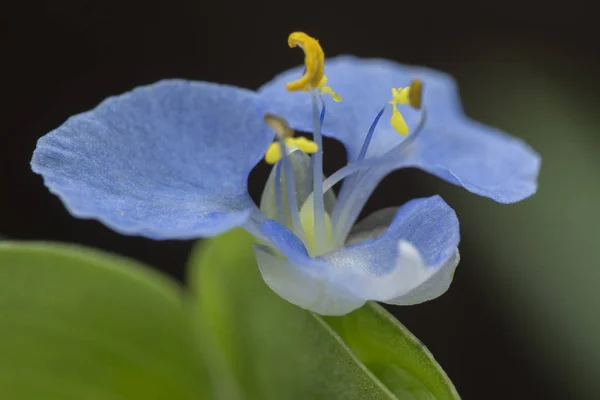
[264, 113, 294, 138]
[409, 79, 423, 109]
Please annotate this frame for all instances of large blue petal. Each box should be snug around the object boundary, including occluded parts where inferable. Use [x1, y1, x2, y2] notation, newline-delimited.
[403, 119, 541, 203]
[260, 56, 540, 203]
[32, 80, 273, 239]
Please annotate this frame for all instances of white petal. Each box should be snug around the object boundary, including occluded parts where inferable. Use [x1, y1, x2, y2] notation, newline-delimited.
[329, 241, 459, 306]
[386, 247, 460, 305]
[253, 245, 365, 316]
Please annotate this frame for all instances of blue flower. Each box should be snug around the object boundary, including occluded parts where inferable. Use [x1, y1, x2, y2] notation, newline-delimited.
[31, 32, 540, 315]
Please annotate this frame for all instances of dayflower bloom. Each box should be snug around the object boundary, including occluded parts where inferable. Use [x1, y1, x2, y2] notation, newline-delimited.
[31, 32, 540, 315]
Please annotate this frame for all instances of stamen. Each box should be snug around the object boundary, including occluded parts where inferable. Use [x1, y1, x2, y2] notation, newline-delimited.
[311, 91, 327, 253]
[390, 103, 409, 135]
[356, 105, 386, 161]
[285, 32, 325, 92]
[265, 114, 308, 244]
[332, 102, 385, 229]
[331, 104, 385, 238]
[314, 75, 341, 102]
[289, 137, 318, 154]
[284, 32, 341, 103]
[409, 79, 423, 109]
[265, 144, 285, 165]
[330, 81, 425, 240]
[388, 79, 424, 135]
[331, 107, 429, 244]
[265, 113, 295, 138]
[264, 114, 318, 164]
[274, 31, 342, 250]
[274, 162, 284, 224]
[279, 136, 308, 244]
[319, 101, 326, 125]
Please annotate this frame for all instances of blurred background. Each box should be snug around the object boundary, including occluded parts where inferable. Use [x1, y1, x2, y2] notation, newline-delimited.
[1, 1, 598, 398]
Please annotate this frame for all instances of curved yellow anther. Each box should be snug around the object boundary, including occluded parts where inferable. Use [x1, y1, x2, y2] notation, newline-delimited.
[285, 32, 325, 92]
[264, 114, 319, 164]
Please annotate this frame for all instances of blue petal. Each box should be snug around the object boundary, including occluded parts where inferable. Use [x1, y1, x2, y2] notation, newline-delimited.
[403, 119, 541, 203]
[32, 80, 273, 239]
[260, 56, 540, 203]
[260, 219, 312, 265]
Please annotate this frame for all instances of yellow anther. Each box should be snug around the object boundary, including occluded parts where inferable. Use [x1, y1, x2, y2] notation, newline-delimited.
[288, 136, 318, 154]
[390, 104, 409, 135]
[265, 143, 284, 165]
[391, 87, 411, 105]
[409, 79, 423, 109]
[264, 114, 319, 164]
[285, 32, 326, 92]
[388, 79, 424, 135]
[389, 88, 409, 136]
[264, 137, 319, 165]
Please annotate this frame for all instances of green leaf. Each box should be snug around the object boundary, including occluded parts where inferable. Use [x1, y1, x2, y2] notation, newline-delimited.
[0, 242, 210, 400]
[324, 304, 460, 400]
[188, 229, 460, 400]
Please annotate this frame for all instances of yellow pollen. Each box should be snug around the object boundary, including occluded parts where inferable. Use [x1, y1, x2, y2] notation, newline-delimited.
[307, 75, 342, 102]
[390, 104, 409, 135]
[289, 136, 319, 154]
[388, 79, 424, 135]
[265, 144, 284, 165]
[264, 114, 319, 164]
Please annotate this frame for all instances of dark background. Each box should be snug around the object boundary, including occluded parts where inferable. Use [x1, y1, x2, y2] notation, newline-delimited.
[2, 1, 599, 399]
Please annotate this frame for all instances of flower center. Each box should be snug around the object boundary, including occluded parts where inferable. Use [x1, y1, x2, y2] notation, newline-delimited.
[299, 200, 334, 256]
[259, 31, 427, 256]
